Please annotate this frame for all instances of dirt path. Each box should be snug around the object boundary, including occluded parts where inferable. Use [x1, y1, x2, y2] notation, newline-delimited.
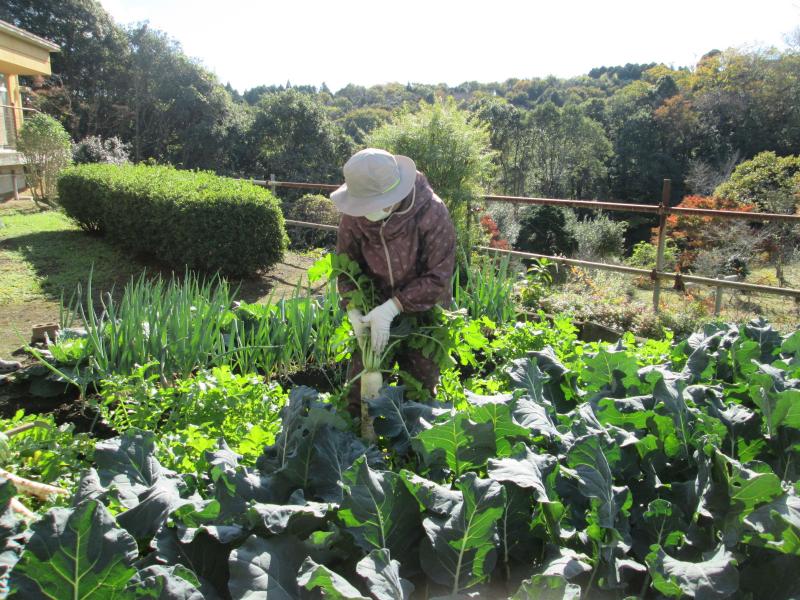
[0, 299, 59, 359]
[236, 253, 328, 303]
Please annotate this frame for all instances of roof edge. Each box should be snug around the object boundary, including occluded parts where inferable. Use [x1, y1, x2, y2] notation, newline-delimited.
[0, 19, 60, 52]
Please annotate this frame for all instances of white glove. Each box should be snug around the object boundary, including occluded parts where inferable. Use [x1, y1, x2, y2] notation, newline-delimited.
[347, 309, 368, 340]
[361, 299, 401, 355]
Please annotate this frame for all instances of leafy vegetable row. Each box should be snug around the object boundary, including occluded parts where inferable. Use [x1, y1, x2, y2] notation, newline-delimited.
[1, 318, 798, 598]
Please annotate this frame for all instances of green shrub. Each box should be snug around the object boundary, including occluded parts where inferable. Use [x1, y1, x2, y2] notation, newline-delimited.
[566, 211, 628, 261]
[17, 113, 72, 208]
[518, 258, 554, 308]
[514, 205, 577, 256]
[58, 164, 286, 276]
[713, 151, 800, 208]
[627, 240, 678, 270]
[284, 194, 339, 249]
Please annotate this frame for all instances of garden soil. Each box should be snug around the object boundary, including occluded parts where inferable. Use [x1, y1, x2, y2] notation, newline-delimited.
[0, 300, 58, 360]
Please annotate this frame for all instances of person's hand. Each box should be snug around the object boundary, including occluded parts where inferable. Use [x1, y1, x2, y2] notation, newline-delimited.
[361, 299, 401, 355]
[347, 309, 368, 341]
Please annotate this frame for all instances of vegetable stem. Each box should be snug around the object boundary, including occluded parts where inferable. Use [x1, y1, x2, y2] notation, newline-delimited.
[638, 572, 652, 599]
[4, 421, 51, 438]
[584, 553, 600, 600]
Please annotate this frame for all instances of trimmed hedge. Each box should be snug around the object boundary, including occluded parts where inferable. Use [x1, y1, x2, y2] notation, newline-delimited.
[58, 164, 287, 276]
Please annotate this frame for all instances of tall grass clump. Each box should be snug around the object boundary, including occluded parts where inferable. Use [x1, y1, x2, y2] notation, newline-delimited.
[64, 272, 234, 381]
[453, 255, 518, 323]
[58, 271, 348, 385]
[367, 98, 495, 264]
[225, 279, 348, 385]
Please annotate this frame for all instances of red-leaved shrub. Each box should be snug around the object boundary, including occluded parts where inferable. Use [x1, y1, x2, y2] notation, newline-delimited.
[653, 195, 755, 269]
[480, 214, 510, 250]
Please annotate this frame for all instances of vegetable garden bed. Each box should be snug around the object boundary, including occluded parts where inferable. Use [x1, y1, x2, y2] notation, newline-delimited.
[0, 258, 797, 599]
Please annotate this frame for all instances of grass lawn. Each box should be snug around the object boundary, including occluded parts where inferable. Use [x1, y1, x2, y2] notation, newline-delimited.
[0, 201, 142, 357]
[0, 207, 142, 304]
[0, 199, 323, 359]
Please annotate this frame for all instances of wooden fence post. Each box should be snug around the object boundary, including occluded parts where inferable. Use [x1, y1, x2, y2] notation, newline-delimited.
[269, 174, 277, 197]
[715, 275, 739, 316]
[652, 179, 671, 313]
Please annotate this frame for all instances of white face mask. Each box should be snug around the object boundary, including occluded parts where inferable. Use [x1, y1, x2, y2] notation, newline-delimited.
[364, 203, 398, 222]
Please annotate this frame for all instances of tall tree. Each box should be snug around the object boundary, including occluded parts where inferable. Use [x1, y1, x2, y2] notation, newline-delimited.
[0, 0, 131, 138]
[337, 107, 392, 146]
[690, 48, 800, 160]
[470, 96, 532, 196]
[526, 102, 611, 199]
[606, 80, 686, 202]
[1, 0, 242, 171]
[124, 24, 238, 170]
[245, 89, 354, 183]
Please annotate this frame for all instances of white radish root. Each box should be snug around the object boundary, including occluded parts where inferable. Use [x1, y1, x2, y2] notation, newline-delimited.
[0, 468, 68, 501]
[360, 370, 382, 442]
[9, 497, 35, 519]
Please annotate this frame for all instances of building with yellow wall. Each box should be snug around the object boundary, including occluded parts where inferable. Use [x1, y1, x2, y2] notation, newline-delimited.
[0, 19, 59, 200]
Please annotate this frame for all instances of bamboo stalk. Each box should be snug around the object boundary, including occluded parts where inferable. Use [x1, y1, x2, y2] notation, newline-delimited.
[284, 219, 339, 232]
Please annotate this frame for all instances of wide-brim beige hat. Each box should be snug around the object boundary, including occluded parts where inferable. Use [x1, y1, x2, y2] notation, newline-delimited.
[331, 148, 416, 217]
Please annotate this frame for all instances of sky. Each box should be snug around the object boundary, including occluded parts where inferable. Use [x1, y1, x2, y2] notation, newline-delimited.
[99, 0, 800, 93]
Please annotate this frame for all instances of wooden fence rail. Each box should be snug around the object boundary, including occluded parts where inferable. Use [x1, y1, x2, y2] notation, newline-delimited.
[284, 218, 339, 232]
[247, 176, 800, 223]
[251, 176, 800, 312]
[478, 247, 800, 300]
[481, 194, 800, 223]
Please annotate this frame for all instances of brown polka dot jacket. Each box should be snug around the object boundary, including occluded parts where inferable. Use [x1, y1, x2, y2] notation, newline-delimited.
[336, 172, 457, 313]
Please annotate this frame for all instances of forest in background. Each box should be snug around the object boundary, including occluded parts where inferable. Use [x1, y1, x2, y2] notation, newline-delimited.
[2, 1, 800, 221]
